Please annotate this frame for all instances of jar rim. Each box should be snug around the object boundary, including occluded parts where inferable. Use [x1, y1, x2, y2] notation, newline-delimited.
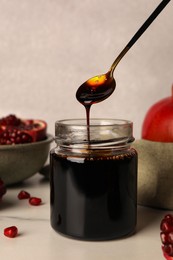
[55, 118, 132, 127]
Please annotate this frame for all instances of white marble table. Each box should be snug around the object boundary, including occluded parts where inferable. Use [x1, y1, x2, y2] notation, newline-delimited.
[0, 174, 167, 260]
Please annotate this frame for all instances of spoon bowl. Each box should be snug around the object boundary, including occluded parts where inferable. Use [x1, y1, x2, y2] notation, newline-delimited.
[76, 71, 116, 106]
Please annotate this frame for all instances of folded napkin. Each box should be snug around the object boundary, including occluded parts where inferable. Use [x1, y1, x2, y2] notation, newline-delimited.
[133, 139, 173, 210]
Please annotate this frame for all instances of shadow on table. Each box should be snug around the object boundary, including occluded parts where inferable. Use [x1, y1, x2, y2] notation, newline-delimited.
[136, 205, 167, 232]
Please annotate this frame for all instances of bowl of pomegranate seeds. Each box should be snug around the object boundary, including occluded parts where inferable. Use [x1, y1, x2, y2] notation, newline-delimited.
[0, 114, 53, 185]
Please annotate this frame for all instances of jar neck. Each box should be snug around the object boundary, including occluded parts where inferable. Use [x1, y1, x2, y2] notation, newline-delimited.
[56, 143, 133, 158]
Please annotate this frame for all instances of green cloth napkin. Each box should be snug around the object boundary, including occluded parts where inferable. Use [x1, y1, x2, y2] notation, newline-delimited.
[133, 139, 173, 210]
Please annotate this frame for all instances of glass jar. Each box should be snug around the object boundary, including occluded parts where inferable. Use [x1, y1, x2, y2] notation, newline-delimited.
[50, 119, 138, 240]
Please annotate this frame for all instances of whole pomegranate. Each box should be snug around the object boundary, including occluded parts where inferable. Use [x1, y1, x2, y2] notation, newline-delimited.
[0, 114, 47, 145]
[142, 85, 173, 142]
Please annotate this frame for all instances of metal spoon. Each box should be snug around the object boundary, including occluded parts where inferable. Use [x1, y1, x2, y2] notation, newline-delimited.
[76, 0, 171, 106]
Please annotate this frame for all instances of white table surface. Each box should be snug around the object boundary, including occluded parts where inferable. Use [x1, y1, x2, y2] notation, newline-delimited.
[0, 174, 167, 260]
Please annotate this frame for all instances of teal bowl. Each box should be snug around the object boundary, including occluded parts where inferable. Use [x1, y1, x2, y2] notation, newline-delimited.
[0, 134, 53, 185]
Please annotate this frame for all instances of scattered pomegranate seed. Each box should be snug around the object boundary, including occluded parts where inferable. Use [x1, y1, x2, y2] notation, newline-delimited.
[160, 214, 173, 259]
[4, 226, 18, 238]
[2, 190, 43, 239]
[18, 190, 30, 200]
[29, 197, 42, 206]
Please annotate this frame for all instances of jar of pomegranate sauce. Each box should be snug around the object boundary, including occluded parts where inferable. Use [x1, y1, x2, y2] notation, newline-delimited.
[50, 119, 138, 240]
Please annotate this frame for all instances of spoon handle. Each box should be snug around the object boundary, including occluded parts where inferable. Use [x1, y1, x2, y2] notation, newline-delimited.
[110, 0, 171, 75]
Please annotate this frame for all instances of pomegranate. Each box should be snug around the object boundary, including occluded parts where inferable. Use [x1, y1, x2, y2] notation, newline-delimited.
[0, 178, 6, 201]
[22, 119, 47, 142]
[0, 114, 47, 145]
[160, 214, 173, 259]
[142, 86, 173, 142]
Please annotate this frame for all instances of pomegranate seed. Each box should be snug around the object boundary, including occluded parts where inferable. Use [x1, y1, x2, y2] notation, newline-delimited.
[29, 197, 42, 206]
[163, 244, 173, 257]
[161, 216, 173, 232]
[18, 190, 30, 200]
[4, 226, 18, 238]
[161, 232, 170, 245]
[168, 232, 173, 244]
[162, 246, 173, 260]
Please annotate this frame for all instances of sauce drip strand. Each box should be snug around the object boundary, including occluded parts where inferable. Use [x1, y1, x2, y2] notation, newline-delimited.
[76, 71, 116, 141]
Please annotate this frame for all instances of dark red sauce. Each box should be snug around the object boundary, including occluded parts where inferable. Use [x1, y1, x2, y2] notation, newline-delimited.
[50, 150, 137, 240]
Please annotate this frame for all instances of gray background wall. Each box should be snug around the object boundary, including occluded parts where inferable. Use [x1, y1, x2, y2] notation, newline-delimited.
[0, 0, 172, 138]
